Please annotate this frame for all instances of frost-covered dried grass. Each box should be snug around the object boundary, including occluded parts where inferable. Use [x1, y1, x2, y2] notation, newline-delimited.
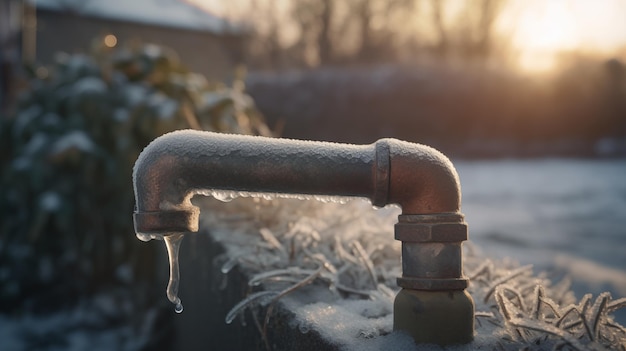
[202, 197, 401, 296]
[198, 196, 625, 350]
[466, 251, 626, 351]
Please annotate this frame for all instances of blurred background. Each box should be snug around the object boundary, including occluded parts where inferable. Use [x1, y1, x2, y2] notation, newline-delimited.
[1, 0, 625, 350]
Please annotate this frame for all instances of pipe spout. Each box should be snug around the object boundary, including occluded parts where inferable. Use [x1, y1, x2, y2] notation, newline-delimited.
[132, 130, 473, 345]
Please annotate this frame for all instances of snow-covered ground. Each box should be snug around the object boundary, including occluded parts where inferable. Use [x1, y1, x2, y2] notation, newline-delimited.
[456, 159, 626, 306]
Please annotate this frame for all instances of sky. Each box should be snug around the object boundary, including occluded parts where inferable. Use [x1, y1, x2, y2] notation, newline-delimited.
[191, 0, 626, 73]
[499, 0, 626, 72]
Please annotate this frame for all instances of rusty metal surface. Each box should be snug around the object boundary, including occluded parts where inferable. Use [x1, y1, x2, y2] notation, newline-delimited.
[394, 213, 468, 290]
[133, 208, 199, 234]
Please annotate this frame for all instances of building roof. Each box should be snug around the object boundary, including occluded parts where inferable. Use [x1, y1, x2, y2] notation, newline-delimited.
[32, 0, 242, 34]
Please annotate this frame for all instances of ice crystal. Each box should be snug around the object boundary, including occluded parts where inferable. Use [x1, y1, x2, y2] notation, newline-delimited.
[468, 253, 626, 350]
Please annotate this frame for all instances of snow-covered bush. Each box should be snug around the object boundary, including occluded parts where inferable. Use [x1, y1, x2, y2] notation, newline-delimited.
[0, 42, 268, 313]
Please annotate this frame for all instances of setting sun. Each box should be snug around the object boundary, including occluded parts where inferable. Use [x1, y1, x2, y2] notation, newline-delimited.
[500, 0, 626, 73]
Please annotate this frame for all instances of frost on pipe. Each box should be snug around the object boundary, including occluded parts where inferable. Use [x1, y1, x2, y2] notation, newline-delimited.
[132, 129, 462, 219]
[132, 130, 471, 345]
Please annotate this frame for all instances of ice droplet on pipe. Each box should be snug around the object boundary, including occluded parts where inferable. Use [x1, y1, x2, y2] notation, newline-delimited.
[164, 233, 185, 313]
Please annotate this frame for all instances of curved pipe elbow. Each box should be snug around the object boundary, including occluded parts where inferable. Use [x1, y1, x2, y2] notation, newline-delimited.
[132, 131, 462, 234]
[380, 138, 461, 214]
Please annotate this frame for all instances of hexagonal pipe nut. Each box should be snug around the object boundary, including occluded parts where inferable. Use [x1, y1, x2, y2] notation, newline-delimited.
[395, 221, 467, 243]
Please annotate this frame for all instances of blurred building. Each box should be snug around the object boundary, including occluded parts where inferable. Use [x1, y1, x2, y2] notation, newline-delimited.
[0, 0, 23, 111]
[28, 0, 247, 81]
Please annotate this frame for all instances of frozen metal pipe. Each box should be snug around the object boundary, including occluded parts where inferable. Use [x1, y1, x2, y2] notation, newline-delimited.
[132, 130, 474, 345]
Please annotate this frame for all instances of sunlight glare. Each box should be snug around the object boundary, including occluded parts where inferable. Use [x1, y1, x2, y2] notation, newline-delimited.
[502, 0, 626, 73]
[516, 2, 579, 52]
[510, 1, 579, 72]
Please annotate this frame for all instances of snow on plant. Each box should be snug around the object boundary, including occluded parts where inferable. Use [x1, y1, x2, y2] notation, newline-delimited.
[199, 196, 626, 350]
[465, 248, 626, 350]
[0, 41, 268, 312]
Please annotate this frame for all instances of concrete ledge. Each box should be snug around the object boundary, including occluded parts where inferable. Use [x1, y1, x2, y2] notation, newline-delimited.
[174, 230, 341, 351]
